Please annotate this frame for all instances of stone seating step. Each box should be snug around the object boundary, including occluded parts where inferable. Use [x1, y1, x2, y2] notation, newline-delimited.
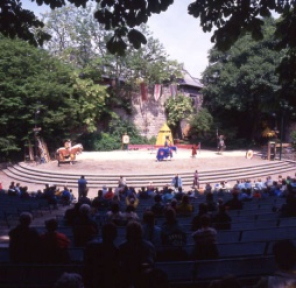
[3, 161, 295, 189]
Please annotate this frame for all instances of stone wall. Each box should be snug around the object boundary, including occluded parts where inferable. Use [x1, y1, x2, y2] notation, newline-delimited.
[114, 86, 203, 139]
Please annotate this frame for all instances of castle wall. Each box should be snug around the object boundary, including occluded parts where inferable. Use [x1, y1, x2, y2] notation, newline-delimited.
[114, 86, 203, 139]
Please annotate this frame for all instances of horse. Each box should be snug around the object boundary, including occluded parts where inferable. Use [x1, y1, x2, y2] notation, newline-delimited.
[56, 144, 83, 162]
[156, 146, 177, 161]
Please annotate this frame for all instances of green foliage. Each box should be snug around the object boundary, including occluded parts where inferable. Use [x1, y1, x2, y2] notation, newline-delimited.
[93, 133, 121, 151]
[202, 18, 285, 141]
[0, 36, 109, 159]
[77, 117, 151, 151]
[189, 108, 213, 137]
[165, 95, 194, 130]
[290, 131, 296, 150]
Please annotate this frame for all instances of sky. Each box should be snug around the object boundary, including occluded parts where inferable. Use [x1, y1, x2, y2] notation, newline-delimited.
[22, 0, 213, 78]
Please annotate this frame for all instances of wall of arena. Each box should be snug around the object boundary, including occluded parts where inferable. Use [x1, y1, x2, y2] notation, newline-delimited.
[114, 86, 202, 139]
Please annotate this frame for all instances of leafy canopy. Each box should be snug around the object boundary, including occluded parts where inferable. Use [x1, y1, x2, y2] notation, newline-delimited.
[164, 94, 194, 131]
[202, 18, 285, 140]
[0, 35, 108, 158]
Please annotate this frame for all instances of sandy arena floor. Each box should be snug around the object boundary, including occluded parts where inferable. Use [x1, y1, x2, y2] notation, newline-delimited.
[31, 149, 261, 175]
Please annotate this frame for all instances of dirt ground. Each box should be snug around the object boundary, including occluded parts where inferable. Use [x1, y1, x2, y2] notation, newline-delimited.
[24, 149, 264, 175]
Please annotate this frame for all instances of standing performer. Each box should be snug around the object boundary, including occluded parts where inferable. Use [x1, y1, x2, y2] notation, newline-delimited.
[217, 135, 226, 154]
[164, 135, 171, 147]
[191, 145, 198, 158]
[193, 170, 199, 189]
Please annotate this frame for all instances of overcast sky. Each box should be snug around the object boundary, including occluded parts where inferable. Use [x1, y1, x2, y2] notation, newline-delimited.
[22, 0, 213, 78]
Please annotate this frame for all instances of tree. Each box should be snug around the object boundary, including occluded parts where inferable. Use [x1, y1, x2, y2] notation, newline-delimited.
[189, 108, 213, 137]
[0, 36, 108, 159]
[202, 18, 285, 141]
[164, 94, 194, 137]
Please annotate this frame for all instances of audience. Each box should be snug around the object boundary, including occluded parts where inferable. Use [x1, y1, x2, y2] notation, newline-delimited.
[9, 212, 41, 263]
[212, 201, 232, 230]
[160, 208, 187, 261]
[191, 214, 219, 260]
[54, 272, 84, 288]
[84, 222, 119, 288]
[142, 210, 162, 247]
[119, 221, 156, 288]
[40, 218, 70, 263]
[72, 204, 99, 247]
[255, 239, 296, 288]
[4, 172, 296, 287]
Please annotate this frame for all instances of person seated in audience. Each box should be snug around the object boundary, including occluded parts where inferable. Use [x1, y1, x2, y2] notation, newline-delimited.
[176, 194, 194, 216]
[239, 188, 252, 201]
[191, 203, 210, 231]
[212, 200, 232, 230]
[204, 183, 212, 194]
[119, 221, 156, 288]
[139, 187, 149, 199]
[191, 214, 219, 260]
[147, 182, 155, 197]
[126, 193, 139, 209]
[174, 187, 185, 201]
[161, 184, 170, 195]
[265, 175, 273, 189]
[273, 182, 284, 197]
[64, 202, 82, 226]
[142, 210, 162, 247]
[91, 190, 108, 212]
[254, 239, 296, 288]
[253, 189, 262, 199]
[245, 179, 253, 191]
[72, 204, 99, 247]
[169, 198, 178, 212]
[109, 194, 123, 210]
[125, 204, 140, 223]
[150, 194, 165, 217]
[40, 218, 70, 263]
[8, 181, 16, 195]
[205, 192, 218, 211]
[54, 272, 84, 288]
[43, 184, 58, 206]
[140, 267, 170, 288]
[14, 183, 21, 196]
[220, 181, 231, 193]
[9, 212, 41, 263]
[60, 186, 72, 206]
[281, 179, 288, 196]
[101, 185, 108, 196]
[278, 175, 283, 186]
[20, 186, 30, 198]
[84, 222, 119, 288]
[106, 203, 126, 226]
[213, 182, 222, 193]
[104, 187, 114, 201]
[160, 208, 187, 261]
[161, 188, 175, 204]
[224, 191, 243, 210]
[78, 188, 92, 205]
[209, 275, 241, 288]
[126, 186, 137, 198]
[238, 179, 247, 191]
[254, 178, 266, 192]
[279, 190, 296, 217]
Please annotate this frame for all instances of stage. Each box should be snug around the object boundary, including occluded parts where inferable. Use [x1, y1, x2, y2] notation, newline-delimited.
[38, 148, 258, 175]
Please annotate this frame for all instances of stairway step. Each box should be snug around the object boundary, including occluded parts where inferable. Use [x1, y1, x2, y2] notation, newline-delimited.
[3, 161, 295, 189]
